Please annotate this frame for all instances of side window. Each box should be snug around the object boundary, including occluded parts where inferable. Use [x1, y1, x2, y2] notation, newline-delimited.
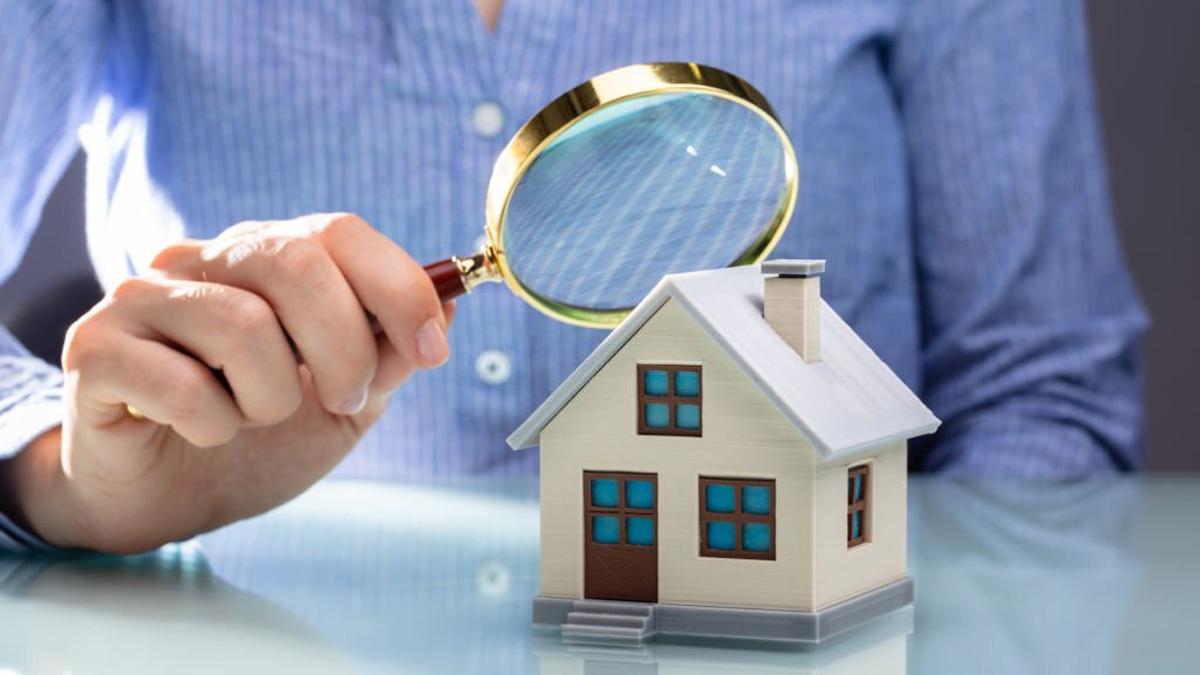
[586, 473, 657, 548]
[699, 477, 775, 560]
[848, 464, 869, 548]
[637, 364, 702, 436]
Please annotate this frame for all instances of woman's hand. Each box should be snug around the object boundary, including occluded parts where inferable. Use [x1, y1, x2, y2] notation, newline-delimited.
[5, 213, 453, 553]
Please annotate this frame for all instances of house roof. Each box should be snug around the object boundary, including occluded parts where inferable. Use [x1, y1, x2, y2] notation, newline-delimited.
[507, 264, 940, 458]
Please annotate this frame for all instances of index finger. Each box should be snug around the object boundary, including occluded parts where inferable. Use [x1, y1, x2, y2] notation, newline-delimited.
[304, 214, 450, 369]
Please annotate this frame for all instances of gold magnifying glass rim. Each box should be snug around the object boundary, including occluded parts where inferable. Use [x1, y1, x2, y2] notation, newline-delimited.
[480, 62, 799, 329]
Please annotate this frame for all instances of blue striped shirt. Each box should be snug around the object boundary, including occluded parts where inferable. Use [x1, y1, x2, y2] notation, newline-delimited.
[1, 1, 1147, 550]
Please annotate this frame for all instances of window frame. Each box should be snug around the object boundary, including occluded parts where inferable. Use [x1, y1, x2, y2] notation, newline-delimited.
[847, 464, 870, 548]
[636, 364, 703, 437]
[583, 471, 658, 550]
[698, 477, 776, 560]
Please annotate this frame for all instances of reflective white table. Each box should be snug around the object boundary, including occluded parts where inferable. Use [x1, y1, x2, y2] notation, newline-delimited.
[0, 476, 1195, 674]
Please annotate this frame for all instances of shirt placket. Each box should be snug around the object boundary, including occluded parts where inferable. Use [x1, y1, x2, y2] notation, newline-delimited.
[392, 0, 540, 465]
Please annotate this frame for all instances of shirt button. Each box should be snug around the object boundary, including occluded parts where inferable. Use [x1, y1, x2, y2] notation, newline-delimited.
[476, 560, 511, 598]
[471, 101, 505, 139]
[475, 349, 512, 385]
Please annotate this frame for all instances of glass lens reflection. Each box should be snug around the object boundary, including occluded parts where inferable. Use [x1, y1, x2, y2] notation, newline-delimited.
[503, 92, 789, 311]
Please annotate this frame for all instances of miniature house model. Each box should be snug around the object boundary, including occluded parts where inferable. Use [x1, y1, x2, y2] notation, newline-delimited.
[508, 260, 940, 644]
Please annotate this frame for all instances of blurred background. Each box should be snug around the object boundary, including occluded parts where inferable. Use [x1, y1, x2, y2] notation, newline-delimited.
[1, 1, 1196, 470]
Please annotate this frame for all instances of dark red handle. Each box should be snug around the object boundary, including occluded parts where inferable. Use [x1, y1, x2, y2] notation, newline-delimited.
[424, 257, 468, 301]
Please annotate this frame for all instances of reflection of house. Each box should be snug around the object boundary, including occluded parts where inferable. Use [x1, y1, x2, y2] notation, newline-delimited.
[509, 261, 940, 643]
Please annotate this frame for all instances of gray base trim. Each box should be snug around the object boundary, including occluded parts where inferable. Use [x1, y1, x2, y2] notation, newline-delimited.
[533, 576, 913, 645]
[532, 596, 576, 626]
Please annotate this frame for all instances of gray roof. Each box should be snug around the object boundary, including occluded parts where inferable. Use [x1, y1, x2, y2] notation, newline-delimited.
[507, 265, 940, 458]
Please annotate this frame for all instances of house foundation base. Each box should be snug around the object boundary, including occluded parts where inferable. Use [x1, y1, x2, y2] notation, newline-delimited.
[533, 576, 913, 645]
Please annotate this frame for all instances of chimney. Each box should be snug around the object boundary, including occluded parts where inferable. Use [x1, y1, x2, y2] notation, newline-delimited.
[762, 259, 825, 363]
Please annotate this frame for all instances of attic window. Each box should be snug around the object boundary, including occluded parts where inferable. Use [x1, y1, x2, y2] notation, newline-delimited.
[637, 364, 701, 436]
[848, 464, 870, 548]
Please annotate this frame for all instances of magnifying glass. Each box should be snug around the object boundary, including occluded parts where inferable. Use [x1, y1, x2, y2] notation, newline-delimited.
[126, 64, 795, 421]
[421, 62, 798, 328]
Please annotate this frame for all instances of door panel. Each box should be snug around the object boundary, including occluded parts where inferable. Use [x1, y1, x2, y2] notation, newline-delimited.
[583, 471, 657, 602]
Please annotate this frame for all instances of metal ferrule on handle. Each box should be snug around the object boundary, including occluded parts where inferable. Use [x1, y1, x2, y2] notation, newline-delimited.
[422, 250, 501, 302]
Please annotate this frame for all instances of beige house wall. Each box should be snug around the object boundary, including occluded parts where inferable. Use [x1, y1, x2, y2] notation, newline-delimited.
[812, 441, 908, 609]
[538, 299, 819, 611]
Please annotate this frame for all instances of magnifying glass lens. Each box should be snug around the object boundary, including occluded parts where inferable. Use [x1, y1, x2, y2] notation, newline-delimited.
[502, 91, 791, 312]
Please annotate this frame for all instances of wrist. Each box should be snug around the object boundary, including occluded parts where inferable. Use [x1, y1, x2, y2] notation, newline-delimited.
[0, 427, 84, 549]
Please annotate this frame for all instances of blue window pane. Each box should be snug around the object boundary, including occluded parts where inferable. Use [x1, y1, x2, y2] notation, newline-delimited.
[676, 404, 700, 430]
[705, 484, 735, 513]
[850, 512, 862, 540]
[743, 523, 772, 552]
[674, 370, 700, 397]
[592, 516, 619, 544]
[645, 403, 670, 428]
[706, 521, 735, 550]
[626, 480, 654, 509]
[626, 517, 655, 546]
[743, 486, 771, 515]
[590, 479, 619, 508]
[644, 369, 669, 396]
[853, 474, 865, 502]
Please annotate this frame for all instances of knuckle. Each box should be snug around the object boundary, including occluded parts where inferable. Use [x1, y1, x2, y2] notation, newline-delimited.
[62, 311, 112, 371]
[219, 219, 267, 240]
[149, 240, 201, 272]
[109, 277, 157, 303]
[314, 212, 368, 239]
[268, 236, 327, 279]
[160, 367, 210, 421]
[221, 290, 277, 337]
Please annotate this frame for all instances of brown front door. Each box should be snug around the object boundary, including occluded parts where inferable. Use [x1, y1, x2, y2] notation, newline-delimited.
[583, 471, 658, 603]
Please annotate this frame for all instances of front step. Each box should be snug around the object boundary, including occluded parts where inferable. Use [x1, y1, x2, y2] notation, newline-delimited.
[570, 599, 655, 616]
[561, 623, 648, 647]
[566, 612, 651, 630]
[561, 600, 658, 645]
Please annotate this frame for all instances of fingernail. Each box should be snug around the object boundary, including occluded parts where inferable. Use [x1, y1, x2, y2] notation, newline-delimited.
[338, 388, 369, 416]
[416, 319, 450, 366]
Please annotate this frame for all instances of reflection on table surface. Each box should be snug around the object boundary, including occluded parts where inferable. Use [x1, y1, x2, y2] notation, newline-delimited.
[0, 476, 1195, 674]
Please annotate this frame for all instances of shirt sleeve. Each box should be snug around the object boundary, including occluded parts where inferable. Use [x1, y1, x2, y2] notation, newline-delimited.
[0, 0, 111, 551]
[891, 0, 1149, 475]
